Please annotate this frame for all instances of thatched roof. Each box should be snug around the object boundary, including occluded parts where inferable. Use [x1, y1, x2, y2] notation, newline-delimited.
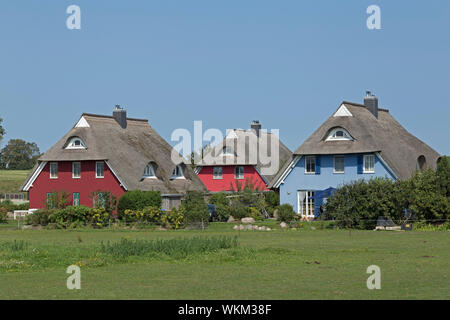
[197, 128, 292, 185]
[271, 101, 440, 186]
[21, 113, 206, 194]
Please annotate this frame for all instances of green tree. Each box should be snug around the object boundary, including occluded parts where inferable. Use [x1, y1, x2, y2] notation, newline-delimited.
[182, 191, 209, 224]
[436, 156, 450, 197]
[0, 139, 40, 170]
[0, 117, 5, 144]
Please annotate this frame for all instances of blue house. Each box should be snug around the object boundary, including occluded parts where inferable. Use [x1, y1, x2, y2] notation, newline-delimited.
[270, 92, 440, 219]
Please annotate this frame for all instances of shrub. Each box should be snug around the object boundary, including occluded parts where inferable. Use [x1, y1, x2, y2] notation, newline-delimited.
[230, 204, 249, 220]
[182, 191, 209, 224]
[25, 209, 55, 226]
[0, 200, 29, 212]
[276, 204, 296, 222]
[249, 207, 264, 221]
[0, 207, 7, 223]
[45, 190, 70, 209]
[209, 192, 231, 222]
[264, 191, 280, 216]
[51, 206, 91, 226]
[117, 190, 162, 218]
[90, 190, 117, 215]
[123, 206, 162, 224]
[161, 207, 185, 229]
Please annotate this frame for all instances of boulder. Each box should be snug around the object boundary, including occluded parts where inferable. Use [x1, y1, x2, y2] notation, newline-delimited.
[280, 222, 289, 228]
[227, 215, 235, 223]
[273, 209, 279, 220]
[233, 225, 244, 230]
[252, 225, 259, 230]
[241, 217, 256, 224]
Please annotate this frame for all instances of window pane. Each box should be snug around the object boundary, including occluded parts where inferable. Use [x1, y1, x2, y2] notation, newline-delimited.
[96, 162, 104, 177]
[73, 162, 81, 178]
[306, 156, 316, 173]
[334, 156, 344, 173]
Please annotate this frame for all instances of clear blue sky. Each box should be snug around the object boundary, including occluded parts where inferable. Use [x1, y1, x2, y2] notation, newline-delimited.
[0, 1, 449, 155]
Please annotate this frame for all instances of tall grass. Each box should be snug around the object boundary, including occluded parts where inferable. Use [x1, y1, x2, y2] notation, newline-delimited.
[0, 240, 29, 251]
[100, 236, 238, 258]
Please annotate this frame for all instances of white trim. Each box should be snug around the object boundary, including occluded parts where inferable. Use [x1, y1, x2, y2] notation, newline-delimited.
[213, 166, 223, 180]
[72, 162, 81, 179]
[363, 155, 375, 173]
[375, 152, 398, 180]
[333, 155, 345, 174]
[142, 163, 157, 179]
[325, 128, 354, 141]
[272, 155, 302, 188]
[333, 104, 353, 117]
[105, 160, 128, 190]
[75, 116, 90, 128]
[49, 162, 58, 179]
[66, 137, 87, 150]
[170, 165, 186, 180]
[305, 156, 316, 174]
[95, 161, 105, 178]
[234, 166, 244, 179]
[23, 162, 47, 191]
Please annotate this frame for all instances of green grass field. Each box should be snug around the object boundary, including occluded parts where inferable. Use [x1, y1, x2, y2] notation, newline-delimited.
[0, 170, 31, 194]
[0, 220, 448, 300]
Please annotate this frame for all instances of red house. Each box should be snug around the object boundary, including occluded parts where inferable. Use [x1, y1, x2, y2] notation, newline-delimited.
[21, 106, 206, 210]
[195, 121, 292, 192]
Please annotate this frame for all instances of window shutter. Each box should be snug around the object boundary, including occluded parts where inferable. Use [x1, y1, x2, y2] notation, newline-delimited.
[315, 156, 321, 174]
[357, 155, 363, 174]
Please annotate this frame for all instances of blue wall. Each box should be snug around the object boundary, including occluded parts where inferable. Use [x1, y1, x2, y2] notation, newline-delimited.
[279, 153, 396, 214]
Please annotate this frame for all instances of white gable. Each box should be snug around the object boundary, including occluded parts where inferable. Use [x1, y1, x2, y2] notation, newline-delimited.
[333, 105, 353, 117]
[75, 116, 90, 128]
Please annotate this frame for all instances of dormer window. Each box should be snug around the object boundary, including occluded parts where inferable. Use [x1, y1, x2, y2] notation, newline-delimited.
[66, 137, 87, 149]
[171, 165, 184, 179]
[143, 163, 157, 179]
[326, 128, 354, 141]
[221, 146, 236, 156]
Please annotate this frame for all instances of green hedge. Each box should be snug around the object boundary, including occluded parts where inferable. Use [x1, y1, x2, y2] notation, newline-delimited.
[117, 190, 162, 218]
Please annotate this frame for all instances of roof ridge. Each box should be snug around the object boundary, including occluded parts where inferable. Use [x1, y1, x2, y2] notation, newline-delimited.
[342, 101, 389, 112]
[82, 113, 148, 122]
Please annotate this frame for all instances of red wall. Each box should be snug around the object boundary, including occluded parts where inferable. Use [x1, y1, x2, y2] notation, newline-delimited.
[197, 165, 268, 192]
[29, 161, 126, 209]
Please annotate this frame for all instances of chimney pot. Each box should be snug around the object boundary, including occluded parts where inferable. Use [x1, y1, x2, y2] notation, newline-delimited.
[251, 120, 262, 137]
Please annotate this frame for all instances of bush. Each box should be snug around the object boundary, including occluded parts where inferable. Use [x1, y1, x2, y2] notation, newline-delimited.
[0, 200, 29, 212]
[123, 206, 162, 224]
[230, 204, 249, 220]
[264, 191, 280, 216]
[249, 207, 264, 221]
[182, 191, 209, 224]
[161, 207, 185, 229]
[276, 204, 296, 222]
[25, 209, 55, 226]
[209, 192, 231, 222]
[90, 190, 117, 215]
[117, 190, 162, 218]
[0, 207, 7, 223]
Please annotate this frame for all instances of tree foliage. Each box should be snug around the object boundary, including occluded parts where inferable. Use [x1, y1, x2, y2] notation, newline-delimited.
[117, 190, 162, 218]
[0, 139, 40, 170]
[0, 117, 5, 144]
[181, 191, 210, 224]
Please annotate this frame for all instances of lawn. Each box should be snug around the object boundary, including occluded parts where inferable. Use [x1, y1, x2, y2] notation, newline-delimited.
[0, 170, 31, 194]
[0, 220, 448, 300]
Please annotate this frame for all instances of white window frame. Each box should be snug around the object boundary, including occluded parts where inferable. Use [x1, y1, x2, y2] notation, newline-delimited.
[333, 155, 345, 174]
[363, 154, 375, 173]
[305, 156, 316, 174]
[234, 166, 244, 179]
[96, 161, 105, 178]
[298, 190, 315, 218]
[66, 137, 87, 150]
[213, 166, 223, 180]
[326, 128, 354, 141]
[49, 162, 58, 179]
[171, 165, 185, 179]
[72, 162, 81, 179]
[143, 163, 157, 179]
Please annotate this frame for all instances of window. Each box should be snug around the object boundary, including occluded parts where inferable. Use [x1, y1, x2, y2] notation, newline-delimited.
[46, 193, 54, 209]
[334, 156, 345, 174]
[213, 166, 223, 179]
[96, 162, 104, 178]
[326, 128, 354, 141]
[73, 193, 80, 206]
[221, 146, 235, 156]
[305, 156, 316, 174]
[66, 137, 87, 149]
[50, 162, 58, 179]
[234, 166, 244, 179]
[72, 162, 81, 178]
[298, 191, 315, 217]
[171, 165, 184, 179]
[143, 163, 156, 178]
[363, 155, 375, 173]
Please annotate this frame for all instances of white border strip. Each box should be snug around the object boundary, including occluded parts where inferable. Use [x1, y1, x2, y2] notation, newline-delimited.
[23, 161, 47, 191]
[273, 155, 302, 188]
[105, 160, 128, 190]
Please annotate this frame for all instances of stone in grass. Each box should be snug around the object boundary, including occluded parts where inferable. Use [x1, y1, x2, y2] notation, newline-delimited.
[280, 222, 289, 228]
[241, 217, 255, 224]
[227, 215, 235, 223]
[245, 224, 254, 230]
[233, 225, 245, 230]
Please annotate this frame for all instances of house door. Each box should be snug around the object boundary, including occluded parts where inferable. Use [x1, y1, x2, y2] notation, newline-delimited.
[297, 190, 315, 218]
